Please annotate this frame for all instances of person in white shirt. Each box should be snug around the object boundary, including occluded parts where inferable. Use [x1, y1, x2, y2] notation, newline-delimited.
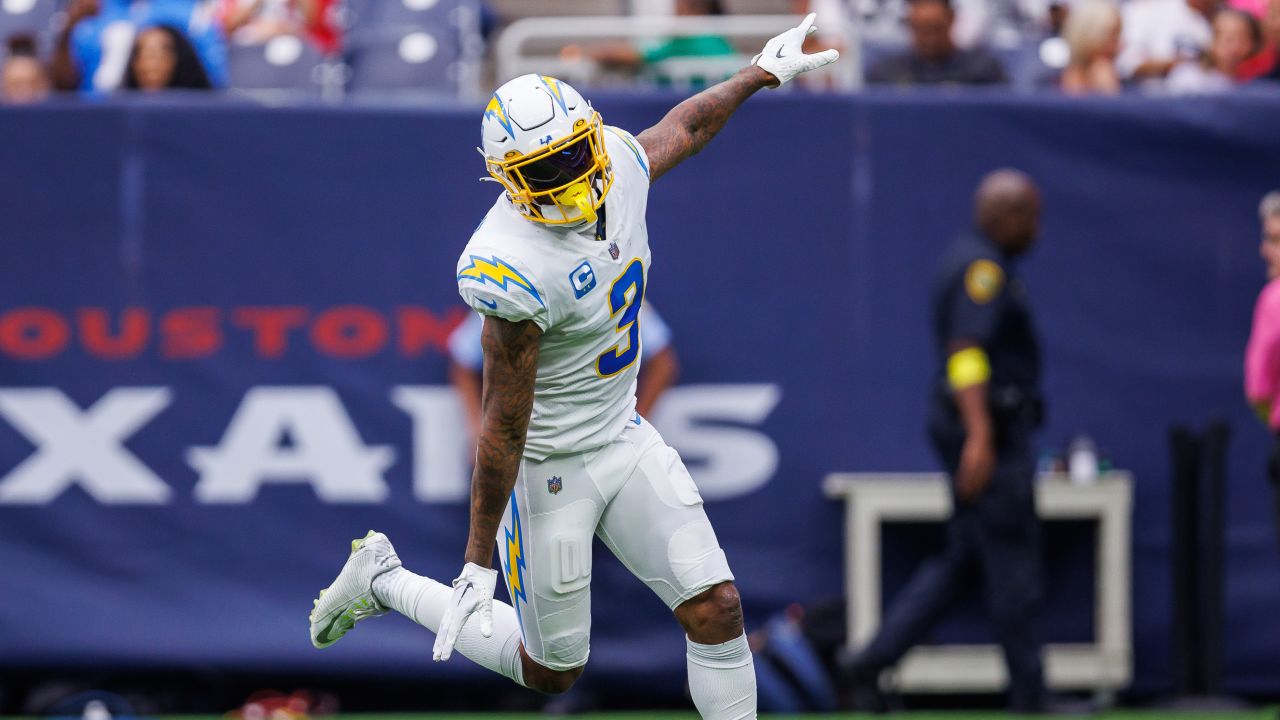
[1117, 0, 1217, 82]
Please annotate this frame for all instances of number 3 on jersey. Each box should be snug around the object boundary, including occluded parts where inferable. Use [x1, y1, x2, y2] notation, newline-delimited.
[596, 259, 644, 377]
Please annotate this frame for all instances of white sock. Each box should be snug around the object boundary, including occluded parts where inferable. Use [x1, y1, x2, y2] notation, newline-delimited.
[373, 566, 525, 687]
[686, 633, 757, 720]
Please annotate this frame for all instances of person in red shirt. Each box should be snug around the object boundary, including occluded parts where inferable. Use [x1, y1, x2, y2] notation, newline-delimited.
[1236, 0, 1280, 79]
[215, 0, 340, 54]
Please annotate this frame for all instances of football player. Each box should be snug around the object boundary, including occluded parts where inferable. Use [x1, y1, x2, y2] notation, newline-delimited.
[310, 15, 837, 719]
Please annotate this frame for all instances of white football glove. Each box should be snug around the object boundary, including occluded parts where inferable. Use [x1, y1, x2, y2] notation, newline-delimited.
[752, 12, 840, 87]
[432, 562, 498, 662]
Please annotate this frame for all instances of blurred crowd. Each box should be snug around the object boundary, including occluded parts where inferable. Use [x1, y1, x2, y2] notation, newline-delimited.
[2, 0, 1279, 104]
[805, 0, 1279, 92]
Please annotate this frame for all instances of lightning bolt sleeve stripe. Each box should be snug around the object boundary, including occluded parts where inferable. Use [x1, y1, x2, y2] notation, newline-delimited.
[458, 255, 545, 307]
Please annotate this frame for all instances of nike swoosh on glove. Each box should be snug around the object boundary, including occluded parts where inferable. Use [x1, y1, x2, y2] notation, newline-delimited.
[752, 12, 840, 87]
[432, 561, 498, 661]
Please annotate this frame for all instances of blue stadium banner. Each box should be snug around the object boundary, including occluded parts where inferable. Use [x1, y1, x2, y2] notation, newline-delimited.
[1, 95, 1279, 693]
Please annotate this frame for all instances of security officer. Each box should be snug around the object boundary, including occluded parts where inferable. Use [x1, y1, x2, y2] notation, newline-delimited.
[842, 169, 1046, 713]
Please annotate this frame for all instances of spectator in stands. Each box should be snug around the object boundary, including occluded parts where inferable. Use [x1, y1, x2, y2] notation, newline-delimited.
[448, 306, 679, 444]
[807, 0, 1044, 55]
[1245, 0, 1280, 80]
[1117, 0, 1218, 83]
[1166, 8, 1262, 92]
[122, 25, 213, 91]
[865, 0, 1007, 86]
[214, 0, 340, 55]
[51, 0, 227, 93]
[560, 0, 735, 87]
[1245, 191, 1280, 547]
[1060, 0, 1123, 94]
[2, 34, 50, 104]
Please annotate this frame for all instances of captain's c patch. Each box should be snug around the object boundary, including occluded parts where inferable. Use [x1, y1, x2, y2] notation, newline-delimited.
[569, 260, 597, 299]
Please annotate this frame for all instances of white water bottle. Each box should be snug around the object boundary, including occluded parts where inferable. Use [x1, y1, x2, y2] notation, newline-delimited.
[1068, 435, 1098, 484]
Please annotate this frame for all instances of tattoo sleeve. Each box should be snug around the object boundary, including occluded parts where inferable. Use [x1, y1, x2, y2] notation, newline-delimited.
[463, 316, 542, 567]
[636, 65, 777, 183]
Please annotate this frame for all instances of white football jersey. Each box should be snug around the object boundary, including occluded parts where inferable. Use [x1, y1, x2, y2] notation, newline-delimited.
[456, 125, 653, 461]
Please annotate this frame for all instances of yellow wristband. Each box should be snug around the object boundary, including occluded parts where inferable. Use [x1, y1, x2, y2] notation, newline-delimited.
[1254, 401, 1272, 425]
[947, 347, 991, 391]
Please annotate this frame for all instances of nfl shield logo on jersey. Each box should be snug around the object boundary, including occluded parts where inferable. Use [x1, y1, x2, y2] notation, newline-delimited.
[547, 476, 563, 495]
[608, 242, 620, 260]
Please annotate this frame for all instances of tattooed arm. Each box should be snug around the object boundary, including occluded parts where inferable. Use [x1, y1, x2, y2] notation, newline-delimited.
[636, 66, 778, 183]
[433, 314, 540, 661]
[635, 13, 839, 182]
[463, 315, 542, 567]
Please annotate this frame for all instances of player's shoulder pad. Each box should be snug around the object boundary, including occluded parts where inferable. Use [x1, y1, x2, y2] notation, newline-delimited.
[962, 257, 1006, 305]
[456, 248, 551, 330]
[604, 125, 650, 180]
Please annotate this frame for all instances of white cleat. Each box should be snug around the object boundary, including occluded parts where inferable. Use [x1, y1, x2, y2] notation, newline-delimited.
[309, 530, 401, 649]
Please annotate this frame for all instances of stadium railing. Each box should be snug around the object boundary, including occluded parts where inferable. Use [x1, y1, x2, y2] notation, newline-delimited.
[494, 14, 863, 91]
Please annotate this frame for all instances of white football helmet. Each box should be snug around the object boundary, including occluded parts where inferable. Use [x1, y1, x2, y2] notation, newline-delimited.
[480, 74, 614, 227]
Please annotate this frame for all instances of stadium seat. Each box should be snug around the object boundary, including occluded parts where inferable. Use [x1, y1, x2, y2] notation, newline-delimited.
[340, 0, 482, 98]
[343, 0, 480, 33]
[228, 36, 328, 96]
[345, 26, 464, 96]
[368, 0, 462, 27]
[997, 38, 1064, 91]
[0, 0, 60, 52]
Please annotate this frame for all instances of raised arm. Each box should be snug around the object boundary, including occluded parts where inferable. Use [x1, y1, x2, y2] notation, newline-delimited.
[636, 13, 839, 183]
[433, 314, 541, 662]
[637, 67, 775, 183]
[50, 0, 99, 91]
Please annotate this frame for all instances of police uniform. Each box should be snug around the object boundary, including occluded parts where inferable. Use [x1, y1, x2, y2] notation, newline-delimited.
[855, 230, 1045, 712]
[455, 125, 734, 672]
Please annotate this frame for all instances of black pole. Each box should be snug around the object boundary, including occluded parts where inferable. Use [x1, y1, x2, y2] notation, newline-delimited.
[1199, 420, 1231, 696]
[1169, 425, 1202, 695]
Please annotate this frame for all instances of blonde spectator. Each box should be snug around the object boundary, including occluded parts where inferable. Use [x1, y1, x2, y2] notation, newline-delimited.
[1060, 0, 1123, 94]
[1167, 8, 1261, 92]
